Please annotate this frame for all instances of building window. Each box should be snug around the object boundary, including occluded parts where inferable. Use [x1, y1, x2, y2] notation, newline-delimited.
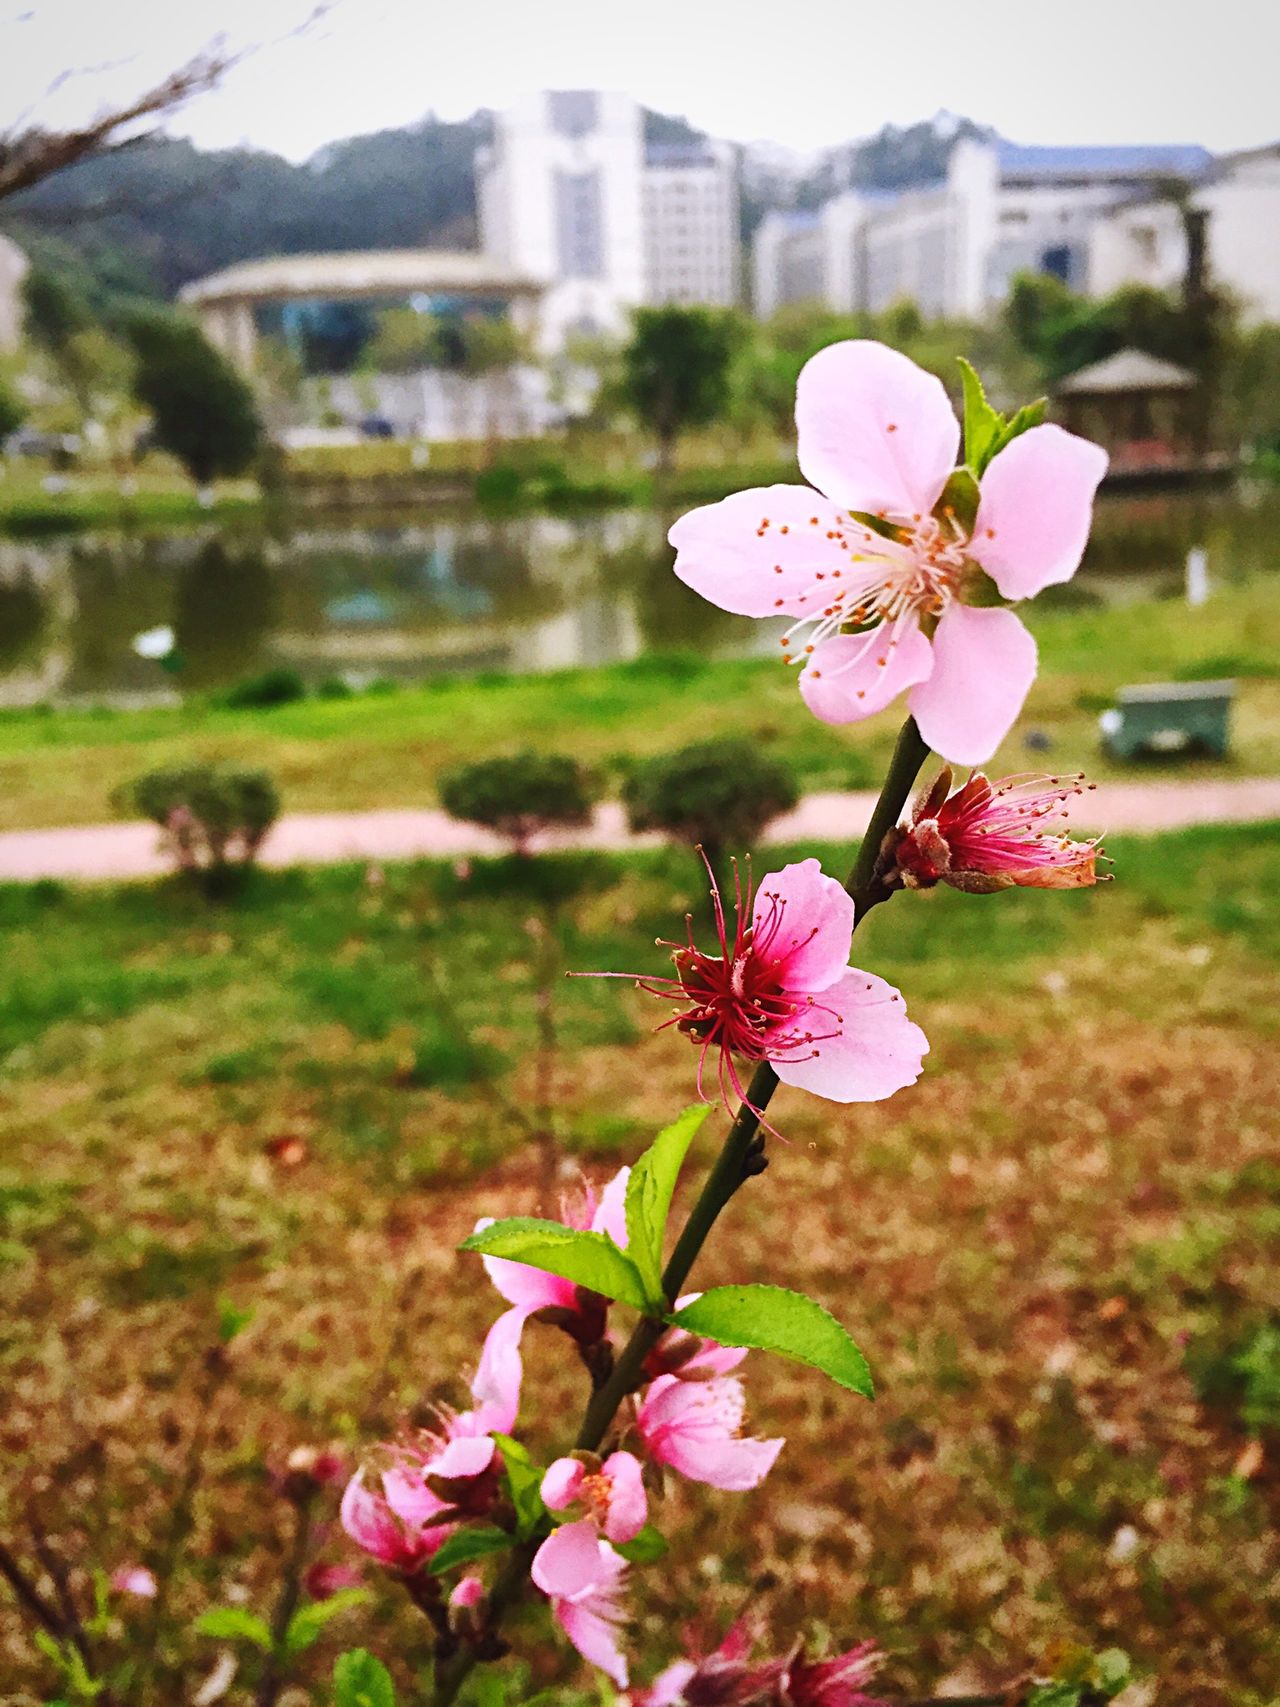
[555, 170, 605, 279]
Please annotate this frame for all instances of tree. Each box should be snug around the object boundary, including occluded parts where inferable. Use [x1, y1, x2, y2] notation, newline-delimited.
[439, 753, 597, 857]
[0, 372, 26, 444]
[125, 313, 261, 495]
[363, 307, 442, 374]
[620, 306, 744, 474]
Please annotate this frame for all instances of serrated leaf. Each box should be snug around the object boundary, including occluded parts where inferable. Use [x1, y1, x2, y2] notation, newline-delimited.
[459, 1218, 650, 1311]
[671, 1285, 873, 1397]
[625, 1105, 711, 1304]
[333, 1648, 397, 1707]
[986, 396, 1047, 466]
[958, 357, 1004, 477]
[615, 1523, 669, 1564]
[194, 1606, 274, 1649]
[283, 1588, 370, 1656]
[427, 1525, 515, 1576]
[492, 1433, 546, 1540]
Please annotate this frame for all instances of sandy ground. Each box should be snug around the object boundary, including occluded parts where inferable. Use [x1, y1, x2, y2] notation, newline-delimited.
[1, 777, 1278, 883]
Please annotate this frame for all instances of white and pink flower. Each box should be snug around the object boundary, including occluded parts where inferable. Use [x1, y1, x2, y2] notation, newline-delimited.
[531, 1522, 631, 1688]
[670, 340, 1107, 764]
[636, 1373, 782, 1492]
[892, 768, 1103, 893]
[622, 856, 926, 1116]
[541, 1450, 648, 1545]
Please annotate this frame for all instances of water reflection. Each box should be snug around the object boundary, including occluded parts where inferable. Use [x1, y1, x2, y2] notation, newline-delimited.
[0, 485, 1275, 708]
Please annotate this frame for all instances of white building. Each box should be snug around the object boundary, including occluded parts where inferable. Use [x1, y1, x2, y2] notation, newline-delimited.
[752, 139, 1215, 323]
[478, 92, 741, 349]
[0, 235, 28, 352]
[642, 140, 738, 308]
[1089, 142, 1280, 323]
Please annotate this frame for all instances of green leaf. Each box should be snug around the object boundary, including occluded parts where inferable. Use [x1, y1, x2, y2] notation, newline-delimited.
[492, 1433, 547, 1540]
[1093, 1650, 1132, 1697]
[625, 1104, 712, 1303]
[217, 1296, 254, 1343]
[671, 1285, 874, 1397]
[986, 396, 1047, 465]
[333, 1648, 397, 1707]
[935, 467, 981, 535]
[427, 1525, 515, 1576]
[283, 1588, 370, 1656]
[957, 357, 1004, 477]
[615, 1523, 669, 1564]
[459, 1218, 651, 1311]
[194, 1606, 273, 1649]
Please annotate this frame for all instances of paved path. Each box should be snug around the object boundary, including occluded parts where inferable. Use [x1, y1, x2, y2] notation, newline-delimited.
[1, 778, 1277, 885]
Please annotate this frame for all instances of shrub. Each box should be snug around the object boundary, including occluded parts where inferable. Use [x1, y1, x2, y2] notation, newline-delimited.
[622, 736, 798, 871]
[219, 667, 307, 708]
[129, 764, 281, 895]
[439, 752, 597, 856]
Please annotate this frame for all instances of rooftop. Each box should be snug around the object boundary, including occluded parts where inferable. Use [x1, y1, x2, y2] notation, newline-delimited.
[1056, 348, 1198, 395]
[995, 142, 1214, 181]
[179, 250, 546, 306]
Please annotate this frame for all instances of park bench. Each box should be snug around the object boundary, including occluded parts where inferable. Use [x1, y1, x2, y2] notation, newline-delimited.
[1099, 679, 1236, 759]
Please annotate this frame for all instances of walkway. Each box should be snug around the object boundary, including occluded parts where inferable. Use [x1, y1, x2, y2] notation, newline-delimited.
[0, 778, 1277, 885]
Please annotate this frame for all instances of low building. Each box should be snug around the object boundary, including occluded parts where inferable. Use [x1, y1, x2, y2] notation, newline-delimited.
[1054, 348, 1200, 476]
[1089, 142, 1280, 323]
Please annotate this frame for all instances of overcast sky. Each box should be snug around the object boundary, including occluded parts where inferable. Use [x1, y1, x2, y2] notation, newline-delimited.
[4, 0, 1277, 161]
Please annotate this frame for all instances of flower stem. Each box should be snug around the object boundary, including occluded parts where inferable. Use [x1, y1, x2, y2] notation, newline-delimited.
[433, 716, 931, 1704]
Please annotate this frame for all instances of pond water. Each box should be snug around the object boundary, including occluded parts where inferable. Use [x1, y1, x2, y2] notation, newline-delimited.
[0, 484, 1276, 707]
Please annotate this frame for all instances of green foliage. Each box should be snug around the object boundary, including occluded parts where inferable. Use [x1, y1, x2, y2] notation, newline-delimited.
[21, 264, 92, 354]
[219, 667, 308, 709]
[957, 357, 1046, 478]
[125, 312, 261, 485]
[614, 1523, 669, 1564]
[363, 306, 442, 373]
[622, 736, 798, 860]
[428, 1526, 515, 1576]
[0, 372, 27, 441]
[127, 762, 280, 891]
[492, 1433, 547, 1540]
[333, 1649, 397, 1707]
[459, 1218, 651, 1311]
[283, 1589, 370, 1656]
[624, 1105, 712, 1304]
[194, 1606, 273, 1648]
[620, 306, 745, 461]
[671, 1284, 874, 1397]
[439, 751, 597, 855]
[1028, 1646, 1132, 1706]
[1234, 1320, 1280, 1434]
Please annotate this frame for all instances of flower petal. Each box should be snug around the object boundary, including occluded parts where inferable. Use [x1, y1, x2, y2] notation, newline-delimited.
[771, 969, 928, 1103]
[796, 340, 959, 517]
[591, 1166, 631, 1247]
[554, 1548, 630, 1688]
[751, 858, 854, 994]
[601, 1450, 647, 1544]
[798, 619, 934, 726]
[467, 1306, 525, 1434]
[670, 485, 854, 617]
[532, 1520, 615, 1599]
[908, 604, 1037, 765]
[429, 1435, 495, 1480]
[971, 423, 1108, 598]
[477, 1217, 578, 1313]
[541, 1456, 585, 1512]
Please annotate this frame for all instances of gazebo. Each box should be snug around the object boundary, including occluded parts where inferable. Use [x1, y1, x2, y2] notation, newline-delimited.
[1054, 348, 1199, 476]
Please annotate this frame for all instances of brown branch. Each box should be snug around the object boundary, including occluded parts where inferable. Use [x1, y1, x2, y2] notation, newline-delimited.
[0, 1536, 66, 1642]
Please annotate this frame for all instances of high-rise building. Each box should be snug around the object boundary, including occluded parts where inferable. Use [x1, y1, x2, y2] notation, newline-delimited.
[642, 140, 739, 308]
[478, 93, 741, 350]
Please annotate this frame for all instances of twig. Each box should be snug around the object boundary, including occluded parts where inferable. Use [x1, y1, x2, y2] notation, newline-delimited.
[254, 1491, 316, 1707]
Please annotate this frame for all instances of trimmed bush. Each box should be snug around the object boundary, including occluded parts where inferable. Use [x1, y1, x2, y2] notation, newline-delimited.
[219, 667, 307, 708]
[129, 764, 280, 895]
[622, 736, 798, 870]
[439, 752, 596, 855]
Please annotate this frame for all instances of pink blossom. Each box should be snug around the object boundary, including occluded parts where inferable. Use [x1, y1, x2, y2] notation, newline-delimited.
[613, 857, 926, 1117]
[531, 1522, 631, 1688]
[303, 1561, 364, 1599]
[341, 1309, 523, 1570]
[477, 1166, 630, 1352]
[110, 1566, 158, 1599]
[449, 1574, 486, 1612]
[541, 1450, 647, 1545]
[670, 340, 1107, 764]
[637, 1373, 783, 1491]
[783, 1642, 887, 1707]
[891, 768, 1103, 893]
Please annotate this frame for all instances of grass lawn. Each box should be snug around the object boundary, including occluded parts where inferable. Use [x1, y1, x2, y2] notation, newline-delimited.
[0, 581, 1278, 832]
[1, 822, 1277, 1702]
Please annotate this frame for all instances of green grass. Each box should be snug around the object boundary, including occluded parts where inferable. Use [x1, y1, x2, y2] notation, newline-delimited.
[1, 581, 1277, 831]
